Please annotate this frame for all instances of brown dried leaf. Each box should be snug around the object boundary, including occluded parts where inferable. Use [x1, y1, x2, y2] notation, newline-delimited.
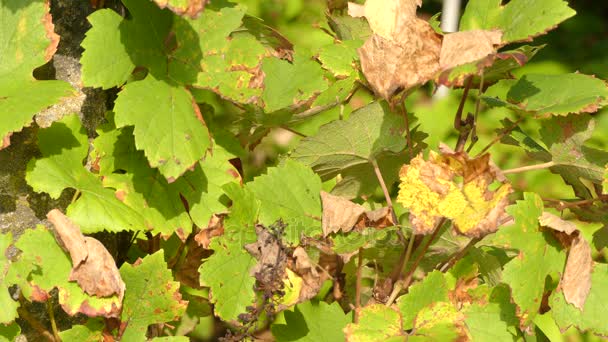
[194, 214, 224, 249]
[562, 235, 593, 310]
[347, 0, 421, 40]
[321, 191, 366, 236]
[358, 20, 441, 99]
[292, 247, 328, 303]
[245, 225, 288, 292]
[439, 30, 503, 70]
[538, 212, 578, 235]
[47, 210, 125, 299]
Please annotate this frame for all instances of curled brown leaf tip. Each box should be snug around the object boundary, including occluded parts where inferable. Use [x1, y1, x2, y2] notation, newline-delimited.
[47, 209, 125, 301]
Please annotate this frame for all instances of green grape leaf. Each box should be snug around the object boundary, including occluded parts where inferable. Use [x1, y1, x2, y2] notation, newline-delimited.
[344, 304, 405, 341]
[490, 193, 566, 327]
[5, 226, 122, 317]
[0, 233, 18, 324]
[437, 45, 543, 87]
[26, 115, 145, 233]
[113, 76, 211, 181]
[58, 319, 104, 342]
[550, 263, 608, 336]
[93, 126, 192, 239]
[292, 101, 424, 199]
[245, 159, 323, 245]
[176, 5, 274, 103]
[499, 115, 608, 198]
[198, 233, 257, 324]
[271, 301, 351, 342]
[262, 50, 328, 112]
[317, 40, 362, 77]
[119, 251, 188, 341]
[180, 145, 241, 228]
[484, 74, 608, 116]
[396, 270, 450, 330]
[604, 165, 608, 193]
[80, 9, 135, 89]
[152, 0, 206, 18]
[327, 14, 372, 41]
[0, 0, 73, 145]
[463, 284, 520, 341]
[0, 323, 20, 342]
[409, 302, 467, 341]
[460, 0, 575, 44]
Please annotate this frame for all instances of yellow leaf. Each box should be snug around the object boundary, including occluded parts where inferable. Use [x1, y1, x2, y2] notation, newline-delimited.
[397, 146, 512, 237]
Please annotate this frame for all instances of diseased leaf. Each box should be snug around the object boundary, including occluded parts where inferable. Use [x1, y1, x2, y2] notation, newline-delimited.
[262, 50, 328, 112]
[484, 74, 608, 116]
[550, 263, 608, 336]
[0, 233, 19, 324]
[119, 251, 188, 341]
[396, 270, 450, 330]
[561, 235, 593, 310]
[439, 30, 502, 70]
[271, 301, 351, 342]
[410, 302, 467, 341]
[5, 227, 122, 317]
[153, 0, 207, 18]
[539, 212, 578, 234]
[347, 0, 420, 40]
[113, 76, 211, 181]
[344, 304, 405, 341]
[321, 191, 366, 236]
[293, 101, 423, 199]
[500, 114, 608, 198]
[397, 146, 512, 237]
[47, 210, 125, 299]
[460, 0, 575, 44]
[0, 0, 73, 146]
[26, 115, 146, 233]
[245, 160, 323, 245]
[438, 45, 543, 87]
[490, 193, 566, 328]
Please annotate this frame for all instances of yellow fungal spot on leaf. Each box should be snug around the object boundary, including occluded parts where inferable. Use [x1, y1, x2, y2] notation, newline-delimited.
[397, 146, 512, 237]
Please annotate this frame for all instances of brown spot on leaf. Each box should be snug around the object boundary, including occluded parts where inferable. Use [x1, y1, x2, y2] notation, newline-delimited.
[47, 210, 125, 300]
[1, 133, 12, 150]
[194, 214, 224, 249]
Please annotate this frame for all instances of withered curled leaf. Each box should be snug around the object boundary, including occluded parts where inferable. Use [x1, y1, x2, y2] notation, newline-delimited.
[562, 235, 593, 310]
[47, 210, 125, 300]
[321, 191, 394, 236]
[396, 144, 512, 237]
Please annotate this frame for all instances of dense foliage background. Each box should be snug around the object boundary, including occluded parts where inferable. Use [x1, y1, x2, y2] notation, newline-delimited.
[1, 0, 607, 341]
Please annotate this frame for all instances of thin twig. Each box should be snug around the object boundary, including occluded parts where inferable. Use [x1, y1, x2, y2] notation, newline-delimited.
[47, 301, 60, 341]
[292, 103, 338, 121]
[70, 190, 81, 204]
[543, 195, 608, 210]
[439, 237, 481, 272]
[502, 161, 555, 174]
[279, 125, 307, 138]
[454, 77, 474, 153]
[371, 157, 399, 224]
[399, 101, 413, 158]
[475, 116, 525, 157]
[354, 248, 363, 323]
[402, 218, 446, 289]
[466, 72, 485, 153]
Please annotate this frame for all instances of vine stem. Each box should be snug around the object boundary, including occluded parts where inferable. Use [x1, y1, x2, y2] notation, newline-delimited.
[502, 161, 555, 174]
[439, 237, 480, 273]
[475, 116, 525, 157]
[354, 248, 363, 323]
[466, 72, 485, 153]
[543, 195, 608, 210]
[47, 301, 60, 341]
[454, 77, 474, 153]
[17, 305, 55, 341]
[371, 157, 398, 225]
[401, 218, 446, 289]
